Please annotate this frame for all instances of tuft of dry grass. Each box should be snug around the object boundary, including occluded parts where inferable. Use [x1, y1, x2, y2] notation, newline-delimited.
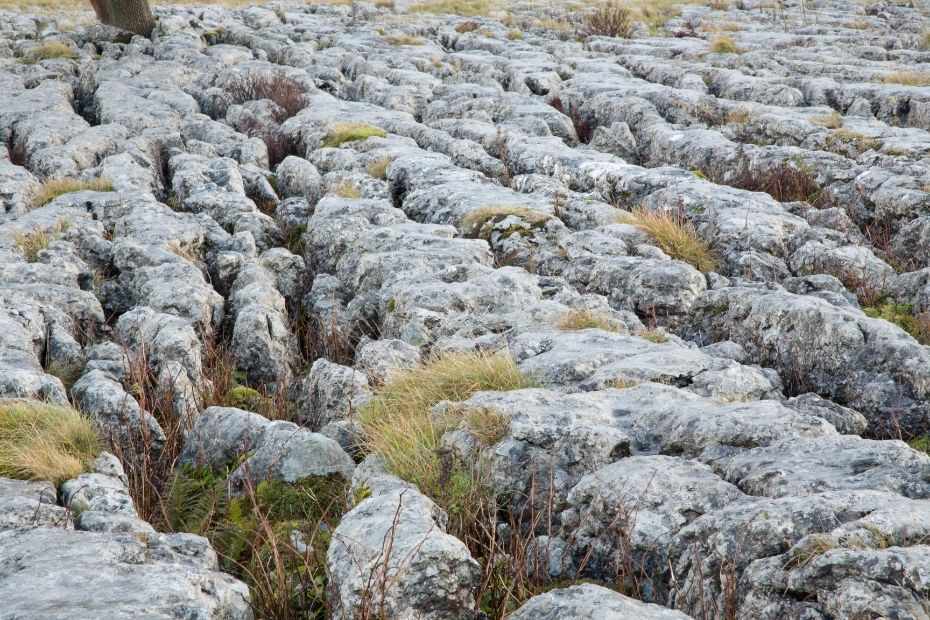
[14, 218, 70, 262]
[810, 110, 843, 129]
[463, 406, 510, 446]
[507, 29, 523, 40]
[460, 205, 552, 239]
[22, 41, 76, 63]
[709, 34, 741, 53]
[581, 2, 635, 38]
[31, 178, 113, 209]
[366, 156, 393, 180]
[618, 207, 717, 272]
[455, 19, 481, 32]
[409, 0, 492, 16]
[358, 351, 534, 498]
[637, 328, 669, 343]
[826, 128, 881, 153]
[332, 180, 361, 199]
[0, 400, 101, 485]
[321, 122, 386, 148]
[383, 34, 425, 46]
[14, 229, 52, 262]
[609, 377, 641, 389]
[725, 107, 752, 125]
[557, 309, 625, 333]
[882, 71, 930, 86]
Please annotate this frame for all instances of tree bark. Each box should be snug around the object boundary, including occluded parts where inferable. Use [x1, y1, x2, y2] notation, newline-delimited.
[89, 0, 155, 38]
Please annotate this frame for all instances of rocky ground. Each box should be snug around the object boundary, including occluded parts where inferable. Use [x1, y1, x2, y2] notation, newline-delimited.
[2, 0, 930, 617]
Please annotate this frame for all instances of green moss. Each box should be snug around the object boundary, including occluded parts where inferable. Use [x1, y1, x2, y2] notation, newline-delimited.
[863, 302, 930, 344]
[225, 385, 271, 414]
[167, 466, 348, 617]
[909, 435, 930, 454]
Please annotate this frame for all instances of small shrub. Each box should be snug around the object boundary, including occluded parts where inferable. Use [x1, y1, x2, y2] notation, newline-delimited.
[810, 111, 843, 129]
[0, 400, 101, 484]
[863, 302, 930, 345]
[582, 2, 635, 38]
[460, 205, 552, 239]
[225, 72, 307, 118]
[409, 0, 492, 16]
[882, 71, 930, 86]
[507, 29, 523, 40]
[722, 157, 827, 205]
[32, 177, 113, 208]
[383, 34, 425, 45]
[920, 29, 930, 50]
[321, 122, 387, 148]
[557, 309, 624, 332]
[366, 156, 393, 180]
[23, 41, 76, 63]
[618, 207, 717, 272]
[332, 180, 361, 199]
[709, 34, 741, 53]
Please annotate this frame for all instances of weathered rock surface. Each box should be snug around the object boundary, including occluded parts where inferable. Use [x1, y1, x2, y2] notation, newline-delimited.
[3, 0, 930, 617]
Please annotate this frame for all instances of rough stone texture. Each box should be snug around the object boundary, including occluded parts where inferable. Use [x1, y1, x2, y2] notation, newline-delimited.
[509, 584, 692, 620]
[0, 454, 251, 618]
[3, 1, 930, 617]
[328, 456, 481, 620]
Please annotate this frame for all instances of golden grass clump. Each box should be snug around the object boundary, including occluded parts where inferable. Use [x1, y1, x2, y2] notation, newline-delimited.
[14, 218, 70, 262]
[637, 328, 669, 343]
[321, 122, 387, 148]
[366, 156, 393, 179]
[408, 0, 492, 16]
[32, 177, 113, 209]
[455, 20, 481, 32]
[619, 207, 717, 272]
[709, 34, 741, 54]
[460, 205, 552, 239]
[358, 351, 535, 496]
[383, 34, 425, 46]
[810, 110, 843, 129]
[332, 180, 362, 199]
[0, 400, 101, 485]
[882, 71, 930, 86]
[725, 107, 752, 125]
[507, 29, 523, 40]
[557, 309, 624, 333]
[23, 41, 76, 63]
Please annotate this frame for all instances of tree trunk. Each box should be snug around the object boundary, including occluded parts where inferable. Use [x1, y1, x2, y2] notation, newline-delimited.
[88, 0, 155, 38]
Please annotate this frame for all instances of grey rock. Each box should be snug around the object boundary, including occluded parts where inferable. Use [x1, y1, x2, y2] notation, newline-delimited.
[509, 584, 692, 620]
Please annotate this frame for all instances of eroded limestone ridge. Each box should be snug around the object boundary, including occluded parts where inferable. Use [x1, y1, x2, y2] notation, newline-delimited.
[1, 0, 930, 617]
